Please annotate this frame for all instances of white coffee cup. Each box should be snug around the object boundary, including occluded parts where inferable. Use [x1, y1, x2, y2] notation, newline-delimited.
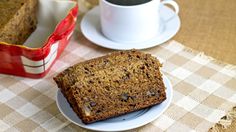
[100, 0, 179, 43]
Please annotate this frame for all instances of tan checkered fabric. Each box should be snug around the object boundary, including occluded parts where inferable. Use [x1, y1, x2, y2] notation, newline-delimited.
[0, 36, 235, 131]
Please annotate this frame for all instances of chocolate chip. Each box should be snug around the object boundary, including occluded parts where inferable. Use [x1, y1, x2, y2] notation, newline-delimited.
[90, 102, 96, 107]
[126, 73, 130, 77]
[84, 67, 89, 71]
[140, 66, 145, 70]
[88, 80, 94, 84]
[105, 86, 110, 91]
[130, 96, 136, 100]
[103, 59, 109, 64]
[146, 73, 150, 78]
[30, 27, 35, 31]
[96, 110, 101, 113]
[128, 54, 132, 60]
[129, 104, 136, 107]
[30, 20, 35, 25]
[221, 116, 227, 120]
[121, 93, 129, 101]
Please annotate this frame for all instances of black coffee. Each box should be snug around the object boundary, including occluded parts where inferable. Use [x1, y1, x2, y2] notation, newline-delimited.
[105, 0, 152, 6]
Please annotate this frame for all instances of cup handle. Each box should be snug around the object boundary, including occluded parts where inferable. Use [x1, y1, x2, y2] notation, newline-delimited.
[161, 0, 179, 14]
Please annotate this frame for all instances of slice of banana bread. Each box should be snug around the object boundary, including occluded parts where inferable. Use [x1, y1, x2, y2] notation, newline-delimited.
[0, 0, 38, 45]
[54, 50, 166, 124]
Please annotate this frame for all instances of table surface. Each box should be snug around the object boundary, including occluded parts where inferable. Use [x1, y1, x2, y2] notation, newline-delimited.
[0, 39, 235, 131]
[0, 1, 235, 131]
[174, 0, 236, 65]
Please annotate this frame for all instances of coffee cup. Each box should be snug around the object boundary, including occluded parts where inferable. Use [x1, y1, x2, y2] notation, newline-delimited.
[100, 0, 179, 43]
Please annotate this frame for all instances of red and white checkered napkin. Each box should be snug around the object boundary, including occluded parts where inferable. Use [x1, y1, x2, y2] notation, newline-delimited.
[0, 38, 235, 131]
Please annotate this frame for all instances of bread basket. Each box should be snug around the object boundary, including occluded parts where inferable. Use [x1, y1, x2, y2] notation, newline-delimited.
[0, 0, 78, 78]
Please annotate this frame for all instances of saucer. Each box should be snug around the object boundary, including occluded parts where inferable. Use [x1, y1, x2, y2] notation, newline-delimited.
[56, 74, 173, 132]
[81, 5, 181, 50]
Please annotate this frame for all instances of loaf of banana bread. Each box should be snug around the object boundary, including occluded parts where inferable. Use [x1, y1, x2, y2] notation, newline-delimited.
[54, 50, 166, 124]
[0, 0, 38, 45]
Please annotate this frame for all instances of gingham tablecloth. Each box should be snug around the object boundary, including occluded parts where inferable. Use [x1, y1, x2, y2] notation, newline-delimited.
[0, 32, 235, 131]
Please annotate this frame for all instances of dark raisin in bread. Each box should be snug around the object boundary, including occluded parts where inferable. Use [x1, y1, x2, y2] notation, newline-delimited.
[0, 0, 38, 45]
[54, 50, 166, 124]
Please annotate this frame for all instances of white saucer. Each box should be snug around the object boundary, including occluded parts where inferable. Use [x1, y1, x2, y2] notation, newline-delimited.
[56, 74, 173, 132]
[81, 5, 181, 50]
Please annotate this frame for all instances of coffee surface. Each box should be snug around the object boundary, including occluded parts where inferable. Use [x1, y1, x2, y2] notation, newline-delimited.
[105, 0, 152, 6]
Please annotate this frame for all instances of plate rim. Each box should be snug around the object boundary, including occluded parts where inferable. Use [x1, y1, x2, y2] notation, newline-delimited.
[56, 74, 173, 131]
[80, 5, 181, 50]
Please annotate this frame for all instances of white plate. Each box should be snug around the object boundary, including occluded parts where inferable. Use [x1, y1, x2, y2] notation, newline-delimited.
[56, 74, 173, 132]
[80, 5, 181, 50]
